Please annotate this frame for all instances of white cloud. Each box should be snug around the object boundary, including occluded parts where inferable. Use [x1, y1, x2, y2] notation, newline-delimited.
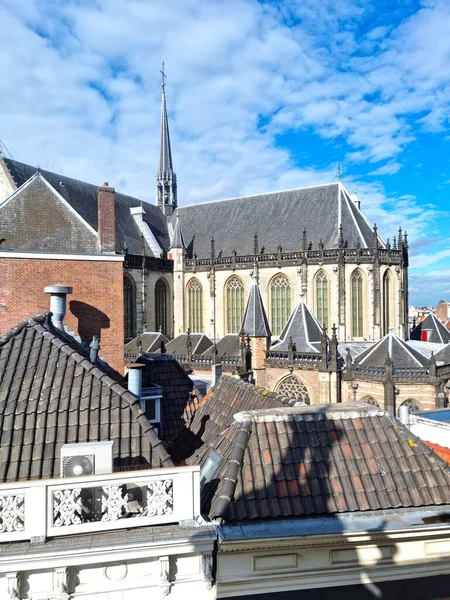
[1, 0, 450, 305]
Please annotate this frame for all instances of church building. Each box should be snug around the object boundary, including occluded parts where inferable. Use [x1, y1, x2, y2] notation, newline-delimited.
[0, 70, 409, 377]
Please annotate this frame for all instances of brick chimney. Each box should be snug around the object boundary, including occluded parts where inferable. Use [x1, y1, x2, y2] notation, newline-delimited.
[97, 182, 116, 253]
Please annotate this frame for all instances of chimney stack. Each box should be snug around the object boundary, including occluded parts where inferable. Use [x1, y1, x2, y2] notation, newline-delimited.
[44, 285, 73, 331]
[98, 182, 116, 253]
[127, 364, 144, 399]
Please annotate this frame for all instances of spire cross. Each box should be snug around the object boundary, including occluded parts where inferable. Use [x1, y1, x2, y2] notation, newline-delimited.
[160, 61, 166, 90]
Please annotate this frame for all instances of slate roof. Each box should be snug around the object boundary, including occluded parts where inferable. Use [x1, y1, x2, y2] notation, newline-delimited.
[158, 85, 174, 176]
[136, 353, 197, 444]
[3, 158, 170, 255]
[176, 182, 382, 258]
[172, 376, 301, 463]
[354, 330, 429, 369]
[0, 314, 173, 482]
[202, 335, 240, 358]
[241, 277, 271, 338]
[124, 332, 169, 356]
[165, 333, 213, 356]
[271, 293, 323, 353]
[410, 313, 450, 344]
[170, 211, 185, 249]
[0, 174, 99, 254]
[194, 404, 450, 521]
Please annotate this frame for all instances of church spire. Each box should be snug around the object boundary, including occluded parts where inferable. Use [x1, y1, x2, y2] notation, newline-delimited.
[156, 61, 177, 216]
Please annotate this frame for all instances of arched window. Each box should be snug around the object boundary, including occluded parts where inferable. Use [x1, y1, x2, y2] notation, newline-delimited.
[225, 276, 245, 334]
[275, 375, 310, 404]
[155, 278, 168, 335]
[383, 270, 393, 336]
[360, 395, 380, 407]
[124, 273, 136, 340]
[315, 270, 329, 330]
[187, 278, 203, 333]
[270, 274, 292, 336]
[397, 398, 423, 415]
[351, 269, 364, 338]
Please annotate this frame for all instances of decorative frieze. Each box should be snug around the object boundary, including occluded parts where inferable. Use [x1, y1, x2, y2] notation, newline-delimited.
[0, 494, 25, 533]
[53, 489, 87, 527]
[101, 485, 129, 521]
[147, 480, 173, 517]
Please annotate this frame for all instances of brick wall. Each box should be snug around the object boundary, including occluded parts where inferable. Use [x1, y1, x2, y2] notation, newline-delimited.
[0, 256, 124, 375]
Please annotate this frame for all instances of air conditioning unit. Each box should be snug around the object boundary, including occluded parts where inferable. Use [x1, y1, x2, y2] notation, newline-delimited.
[60, 441, 114, 478]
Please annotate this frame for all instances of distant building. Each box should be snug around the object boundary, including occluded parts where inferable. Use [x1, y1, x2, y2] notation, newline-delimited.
[0, 71, 409, 380]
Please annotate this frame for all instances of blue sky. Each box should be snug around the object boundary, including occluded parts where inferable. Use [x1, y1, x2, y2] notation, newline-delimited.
[1, 0, 450, 306]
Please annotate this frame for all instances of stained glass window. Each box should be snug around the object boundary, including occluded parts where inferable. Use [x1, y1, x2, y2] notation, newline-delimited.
[398, 398, 423, 415]
[155, 278, 168, 335]
[270, 275, 291, 336]
[351, 269, 364, 338]
[187, 278, 203, 333]
[360, 395, 380, 407]
[225, 276, 245, 334]
[383, 270, 392, 335]
[275, 375, 310, 404]
[124, 274, 136, 340]
[315, 270, 329, 330]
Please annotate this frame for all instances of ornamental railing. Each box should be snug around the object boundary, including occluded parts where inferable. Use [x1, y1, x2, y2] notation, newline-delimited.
[184, 247, 403, 271]
[265, 350, 323, 369]
[0, 466, 200, 543]
[173, 353, 241, 371]
[124, 254, 173, 272]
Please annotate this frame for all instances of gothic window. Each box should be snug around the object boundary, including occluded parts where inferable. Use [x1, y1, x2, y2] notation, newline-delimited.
[398, 398, 423, 415]
[275, 375, 310, 404]
[351, 269, 364, 338]
[225, 276, 245, 334]
[124, 273, 136, 340]
[270, 274, 292, 336]
[187, 278, 203, 333]
[360, 395, 380, 407]
[383, 270, 393, 336]
[155, 278, 168, 335]
[315, 270, 329, 330]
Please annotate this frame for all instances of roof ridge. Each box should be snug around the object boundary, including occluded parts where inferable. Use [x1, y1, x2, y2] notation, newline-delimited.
[0, 313, 50, 346]
[385, 411, 450, 476]
[179, 182, 339, 209]
[210, 419, 253, 521]
[4, 157, 156, 210]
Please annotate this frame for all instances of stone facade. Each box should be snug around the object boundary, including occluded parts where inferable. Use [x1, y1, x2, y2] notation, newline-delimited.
[174, 246, 408, 343]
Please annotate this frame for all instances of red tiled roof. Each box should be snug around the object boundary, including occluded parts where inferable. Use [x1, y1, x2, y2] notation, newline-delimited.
[424, 441, 450, 464]
[194, 404, 450, 521]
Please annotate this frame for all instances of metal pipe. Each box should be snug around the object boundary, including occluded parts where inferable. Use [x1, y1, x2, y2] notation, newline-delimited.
[44, 285, 73, 331]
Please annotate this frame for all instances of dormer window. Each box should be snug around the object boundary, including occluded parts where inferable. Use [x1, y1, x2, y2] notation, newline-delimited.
[140, 384, 163, 437]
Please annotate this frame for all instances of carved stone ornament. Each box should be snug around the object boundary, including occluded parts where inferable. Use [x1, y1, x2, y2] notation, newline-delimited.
[159, 556, 171, 597]
[6, 572, 19, 600]
[101, 485, 129, 521]
[54, 566, 69, 598]
[202, 552, 214, 590]
[147, 480, 173, 517]
[0, 494, 25, 533]
[53, 489, 88, 527]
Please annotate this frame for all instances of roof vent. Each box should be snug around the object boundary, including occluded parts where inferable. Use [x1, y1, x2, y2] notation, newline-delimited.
[44, 284, 72, 331]
[60, 441, 113, 477]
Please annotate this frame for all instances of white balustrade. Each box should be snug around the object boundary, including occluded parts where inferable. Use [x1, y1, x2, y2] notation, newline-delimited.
[0, 466, 200, 543]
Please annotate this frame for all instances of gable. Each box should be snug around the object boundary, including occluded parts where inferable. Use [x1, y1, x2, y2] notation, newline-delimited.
[0, 175, 99, 254]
